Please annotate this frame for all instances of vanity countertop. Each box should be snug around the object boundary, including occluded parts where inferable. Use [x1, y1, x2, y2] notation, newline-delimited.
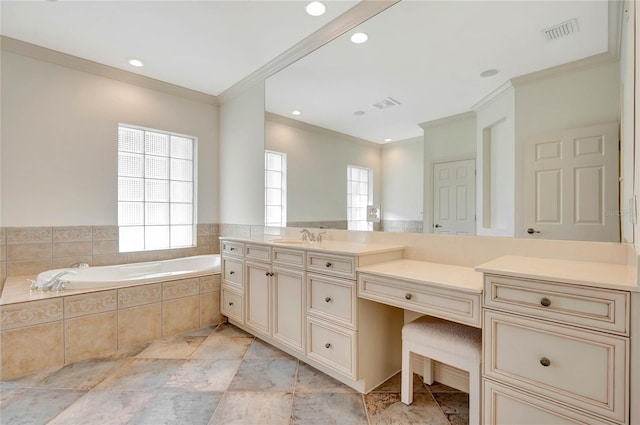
[357, 259, 483, 293]
[220, 236, 405, 256]
[476, 255, 639, 292]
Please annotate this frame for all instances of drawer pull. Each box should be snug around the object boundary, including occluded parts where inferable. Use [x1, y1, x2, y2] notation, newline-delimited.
[325, 297, 332, 303]
[405, 293, 412, 300]
[265, 272, 274, 277]
[228, 302, 234, 306]
[230, 247, 235, 251]
[325, 343, 331, 349]
[539, 357, 551, 367]
[325, 262, 333, 268]
[229, 271, 235, 275]
[540, 297, 551, 307]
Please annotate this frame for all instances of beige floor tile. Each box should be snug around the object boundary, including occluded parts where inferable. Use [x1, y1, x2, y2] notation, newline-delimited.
[208, 392, 293, 425]
[137, 335, 206, 359]
[364, 392, 450, 425]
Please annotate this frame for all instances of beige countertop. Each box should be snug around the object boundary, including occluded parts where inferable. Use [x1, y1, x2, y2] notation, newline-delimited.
[476, 255, 639, 292]
[220, 236, 405, 256]
[357, 259, 483, 293]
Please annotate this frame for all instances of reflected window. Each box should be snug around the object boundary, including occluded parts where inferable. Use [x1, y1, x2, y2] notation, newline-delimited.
[347, 165, 373, 231]
[117, 124, 196, 252]
[265, 150, 287, 227]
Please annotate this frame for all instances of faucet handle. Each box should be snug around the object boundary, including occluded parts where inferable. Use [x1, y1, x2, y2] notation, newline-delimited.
[27, 279, 38, 290]
[317, 232, 327, 242]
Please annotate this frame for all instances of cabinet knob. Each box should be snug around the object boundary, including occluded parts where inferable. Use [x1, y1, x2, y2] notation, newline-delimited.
[540, 297, 551, 307]
[228, 302, 234, 306]
[325, 297, 332, 303]
[405, 293, 412, 300]
[325, 262, 333, 268]
[539, 357, 551, 367]
[526, 228, 541, 235]
[230, 247, 235, 251]
[265, 272, 270, 276]
[229, 271, 235, 275]
[325, 343, 331, 349]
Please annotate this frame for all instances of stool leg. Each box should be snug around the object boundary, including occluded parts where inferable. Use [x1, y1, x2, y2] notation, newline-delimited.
[422, 357, 433, 385]
[401, 344, 414, 405]
[468, 363, 482, 425]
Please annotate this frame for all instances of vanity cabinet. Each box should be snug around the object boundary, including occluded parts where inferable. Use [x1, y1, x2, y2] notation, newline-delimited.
[482, 274, 630, 424]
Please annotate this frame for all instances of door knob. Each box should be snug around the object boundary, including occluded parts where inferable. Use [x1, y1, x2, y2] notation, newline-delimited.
[526, 228, 540, 235]
[434, 224, 442, 228]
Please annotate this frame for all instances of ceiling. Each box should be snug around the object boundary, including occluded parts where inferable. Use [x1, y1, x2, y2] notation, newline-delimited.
[0, 0, 358, 96]
[266, 0, 613, 143]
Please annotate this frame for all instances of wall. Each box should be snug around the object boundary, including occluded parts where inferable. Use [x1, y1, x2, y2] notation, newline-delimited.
[620, 2, 635, 244]
[219, 82, 265, 225]
[1, 50, 219, 226]
[265, 114, 381, 225]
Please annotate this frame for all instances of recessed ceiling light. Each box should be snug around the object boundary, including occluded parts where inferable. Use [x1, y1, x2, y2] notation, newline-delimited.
[384, 138, 392, 142]
[354, 111, 365, 116]
[480, 69, 499, 77]
[305, 2, 326, 16]
[128, 58, 144, 67]
[351, 32, 368, 44]
[292, 110, 302, 116]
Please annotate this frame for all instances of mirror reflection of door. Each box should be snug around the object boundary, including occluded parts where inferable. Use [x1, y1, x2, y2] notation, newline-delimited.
[523, 122, 619, 241]
[433, 159, 476, 235]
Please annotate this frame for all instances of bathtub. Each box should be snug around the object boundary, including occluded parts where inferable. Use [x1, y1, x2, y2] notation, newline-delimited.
[35, 254, 221, 290]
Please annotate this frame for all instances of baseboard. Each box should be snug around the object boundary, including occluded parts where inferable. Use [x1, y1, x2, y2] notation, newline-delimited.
[412, 353, 469, 393]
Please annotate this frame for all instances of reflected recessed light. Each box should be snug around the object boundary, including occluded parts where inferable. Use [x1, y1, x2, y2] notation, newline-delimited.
[128, 58, 144, 67]
[305, 1, 326, 16]
[480, 69, 499, 77]
[351, 32, 368, 44]
[292, 110, 302, 116]
[384, 138, 392, 142]
[354, 111, 365, 116]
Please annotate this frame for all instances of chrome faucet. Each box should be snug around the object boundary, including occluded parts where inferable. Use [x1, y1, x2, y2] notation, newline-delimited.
[300, 229, 316, 242]
[28, 270, 77, 292]
[71, 262, 89, 269]
[317, 231, 327, 242]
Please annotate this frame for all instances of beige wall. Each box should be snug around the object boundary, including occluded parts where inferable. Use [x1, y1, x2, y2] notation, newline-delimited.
[1, 50, 219, 226]
[381, 137, 424, 222]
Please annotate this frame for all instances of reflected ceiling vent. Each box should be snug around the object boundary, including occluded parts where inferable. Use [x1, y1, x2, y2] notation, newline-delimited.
[370, 97, 401, 110]
[542, 18, 578, 41]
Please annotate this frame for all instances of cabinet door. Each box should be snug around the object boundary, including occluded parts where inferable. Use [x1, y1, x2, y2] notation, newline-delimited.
[245, 261, 272, 337]
[272, 266, 305, 353]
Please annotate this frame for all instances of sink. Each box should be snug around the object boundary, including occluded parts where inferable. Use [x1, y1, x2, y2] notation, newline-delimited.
[270, 239, 308, 245]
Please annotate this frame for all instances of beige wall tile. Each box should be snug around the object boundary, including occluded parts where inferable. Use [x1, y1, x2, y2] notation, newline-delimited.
[197, 224, 211, 236]
[162, 278, 199, 300]
[1, 262, 6, 290]
[65, 311, 117, 363]
[200, 291, 223, 328]
[199, 275, 221, 293]
[92, 254, 127, 267]
[1, 321, 64, 380]
[157, 249, 191, 261]
[0, 227, 6, 244]
[0, 244, 5, 262]
[162, 295, 199, 337]
[118, 283, 162, 308]
[118, 303, 162, 347]
[6, 227, 52, 244]
[52, 241, 92, 258]
[7, 243, 52, 261]
[7, 259, 52, 277]
[92, 240, 119, 255]
[126, 251, 159, 264]
[64, 290, 117, 319]
[0, 298, 63, 330]
[197, 235, 213, 247]
[52, 227, 92, 242]
[210, 224, 220, 236]
[92, 226, 118, 241]
[52, 256, 93, 269]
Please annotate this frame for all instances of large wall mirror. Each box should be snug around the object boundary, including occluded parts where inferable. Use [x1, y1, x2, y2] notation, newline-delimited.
[265, 0, 634, 242]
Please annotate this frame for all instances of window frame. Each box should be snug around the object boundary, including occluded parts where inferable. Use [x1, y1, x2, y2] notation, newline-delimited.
[347, 164, 373, 231]
[265, 150, 287, 227]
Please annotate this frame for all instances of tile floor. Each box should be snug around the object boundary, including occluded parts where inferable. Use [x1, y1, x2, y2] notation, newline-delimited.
[0, 323, 469, 425]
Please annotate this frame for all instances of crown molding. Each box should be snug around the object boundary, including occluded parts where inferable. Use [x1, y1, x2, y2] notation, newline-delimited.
[266, 112, 378, 148]
[218, 0, 400, 105]
[419, 111, 476, 130]
[470, 80, 515, 112]
[1, 36, 218, 106]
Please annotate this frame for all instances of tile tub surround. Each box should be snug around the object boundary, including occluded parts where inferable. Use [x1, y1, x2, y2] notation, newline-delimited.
[0, 273, 223, 380]
[0, 324, 469, 425]
[0, 224, 221, 285]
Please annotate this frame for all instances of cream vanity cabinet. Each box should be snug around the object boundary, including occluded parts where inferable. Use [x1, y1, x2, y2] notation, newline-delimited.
[481, 273, 631, 424]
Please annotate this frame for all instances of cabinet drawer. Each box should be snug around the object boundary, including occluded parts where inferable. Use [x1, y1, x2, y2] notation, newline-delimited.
[245, 244, 271, 262]
[272, 247, 305, 269]
[307, 316, 356, 378]
[358, 273, 481, 327]
[222, 258, 244, 288]
[483, 379, 615, 425]
[221, 241, 243, 257]
[484, 310, 628, 423]
[221, 285, 243, 323]
[484, 275, 630, 335]
[307, 273, 356, 329]
[307, 252, 355, 279]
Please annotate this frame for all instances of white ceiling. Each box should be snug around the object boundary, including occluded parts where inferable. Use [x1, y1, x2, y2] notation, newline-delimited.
[266, 0, 612, 143]
[0, 0, 358, 96]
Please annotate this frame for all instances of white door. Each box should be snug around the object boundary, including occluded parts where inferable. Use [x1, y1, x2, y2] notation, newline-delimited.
[272, 266, 305, 354]
[523, 123, 619, 241]
[433, 159, 476, 235]
[245, 261, 272, 337]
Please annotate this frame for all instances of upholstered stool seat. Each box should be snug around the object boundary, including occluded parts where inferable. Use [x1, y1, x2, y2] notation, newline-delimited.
[401, 315, 482, 425]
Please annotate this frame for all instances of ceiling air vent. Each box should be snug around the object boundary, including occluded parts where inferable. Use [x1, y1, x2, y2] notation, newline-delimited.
[542, 18, 579, 41]
[370, 97, 401, 110]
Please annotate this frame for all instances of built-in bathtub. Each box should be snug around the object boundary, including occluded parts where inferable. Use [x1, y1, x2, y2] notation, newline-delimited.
[36, 254, 221, 290]
[0, 254, 224, 380]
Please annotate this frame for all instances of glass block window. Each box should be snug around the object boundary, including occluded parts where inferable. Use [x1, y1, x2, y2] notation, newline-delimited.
[118, 124, 196, 252]
[265, 150, 287, 227]
[347, 165, 373, 231]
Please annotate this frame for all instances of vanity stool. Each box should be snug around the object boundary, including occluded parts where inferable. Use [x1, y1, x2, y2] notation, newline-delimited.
[401, 315, 482, 425]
